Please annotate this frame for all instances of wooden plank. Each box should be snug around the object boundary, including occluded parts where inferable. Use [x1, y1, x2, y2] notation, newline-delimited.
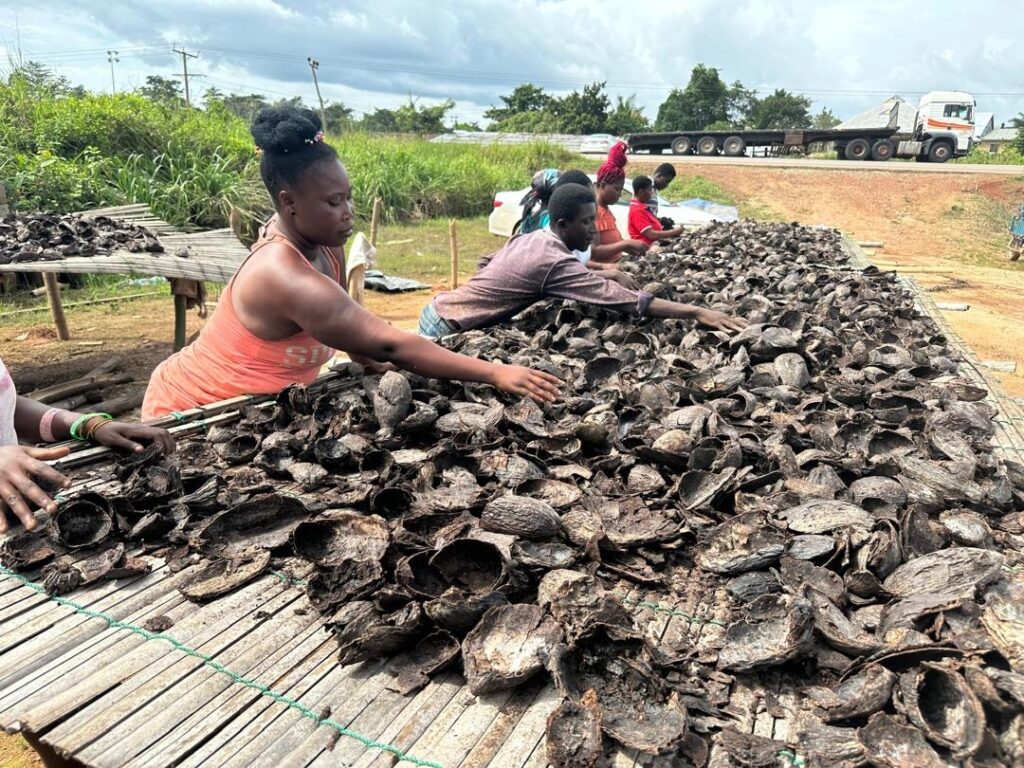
[42, 579, 302, 757]
[210, 659, 380, 768]
[13, 575, 289, 736]
[78, 594, 322, 765]
[0, 576, 182, 696]
[394, 684, 478, 762]
[171, 642, 342, 768]
[127, 630, 337, 768]
[459, 679, 546, 768]
[355, 672, 464, 768]
[482, 683, 558, 768]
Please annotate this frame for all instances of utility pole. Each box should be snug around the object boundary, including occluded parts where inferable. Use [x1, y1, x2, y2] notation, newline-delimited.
[173, 47, 203, 108]
[106, 50, 119, 93]
[307, 57, 328, 131]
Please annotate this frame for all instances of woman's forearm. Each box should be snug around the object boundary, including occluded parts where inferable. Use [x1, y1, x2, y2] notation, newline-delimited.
[645, 297, 700, 320]
[14, 397, 76, 443]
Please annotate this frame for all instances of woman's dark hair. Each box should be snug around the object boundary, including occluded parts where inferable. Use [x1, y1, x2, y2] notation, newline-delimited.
[553, 169, 593, 189]
[633, 175, 653, 192]
[653, 163, 676, 179]
[250, 106, 339, 200]
[548, 183, 596, 224]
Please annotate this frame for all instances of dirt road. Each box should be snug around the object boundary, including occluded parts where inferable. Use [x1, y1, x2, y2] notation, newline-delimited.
[597, 153, 1024, 176]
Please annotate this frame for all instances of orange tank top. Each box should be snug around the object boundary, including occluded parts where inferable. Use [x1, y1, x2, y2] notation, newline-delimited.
[142, 223, 342, 419]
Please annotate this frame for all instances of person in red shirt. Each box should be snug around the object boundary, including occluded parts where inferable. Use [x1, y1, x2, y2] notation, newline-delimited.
[628, 175, 685, 245]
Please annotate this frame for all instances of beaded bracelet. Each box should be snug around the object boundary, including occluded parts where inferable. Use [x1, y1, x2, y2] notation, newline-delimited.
[39, 408, 61, 442]
[69, 412, 112, 441]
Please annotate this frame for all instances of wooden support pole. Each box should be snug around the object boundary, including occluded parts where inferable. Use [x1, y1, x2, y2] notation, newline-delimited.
[174, 294, 188, 351]
[370, 197, 382, 248]
[42, 273, 70, 341]
[449, 218, 459, 289]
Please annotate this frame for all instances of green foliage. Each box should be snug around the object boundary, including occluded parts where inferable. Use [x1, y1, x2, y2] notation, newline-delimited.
[484, 84, 553, 124]
[551, 82, 610, 134]
[1013, 125, 1024, 155]
[393, 97, 454, 134]
[606, 95, 649, 136]
[812, 107, 841, 129]
[744, 89, 812, 129]
[490, 109, 563, 133]
[0, 75, 574, 228]
[661, 175, 734, 206]
[955, 145, 1024, 165]
[139, 75, 183, 105]
[655, 65, 730, 131]
[452, 121, 482, 132]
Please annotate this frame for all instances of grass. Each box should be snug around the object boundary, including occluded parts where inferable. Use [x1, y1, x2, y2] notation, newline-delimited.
[942, 193, 1024, 270]
[373, 217, 496, 283]
[0, 81, 575, 232]
[954, 145, 1024, 165]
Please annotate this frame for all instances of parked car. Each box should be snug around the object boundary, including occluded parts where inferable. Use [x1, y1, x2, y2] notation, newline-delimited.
[488, 177, 721, 237]
[579, 133, 621, 154]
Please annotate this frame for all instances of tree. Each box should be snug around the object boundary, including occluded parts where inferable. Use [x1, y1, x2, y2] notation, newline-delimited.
[452, 121, 483, 132]
[812, 107, 841, 129]
[1009, 112, 1024, 129]
[493, 110, 563, 133]
[551, 81, 610, 134]
[217, 93, 269, 123]
[6, 61, 81, 97]
[605, 95, 649, 136]
[393, 97, 454, 133]
[745, 89, 812, 129]
[323, 101, 355, 133]
[139, 75, 183, 105]
[360, 108, 400, 133]
[727, 81, 756, 125]
[655, 64, 730, 131]
[484, 83, 552, 125]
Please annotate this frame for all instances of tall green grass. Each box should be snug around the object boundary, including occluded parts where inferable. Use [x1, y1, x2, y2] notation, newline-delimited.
[0, 81, 574, 229]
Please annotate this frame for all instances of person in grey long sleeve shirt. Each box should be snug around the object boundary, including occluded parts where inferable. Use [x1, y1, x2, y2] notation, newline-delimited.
[419, 184, 746, 337]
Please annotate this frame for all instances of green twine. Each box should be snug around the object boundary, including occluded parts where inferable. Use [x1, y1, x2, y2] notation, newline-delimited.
[0, 565, 443, 768]
[777, 748, 806, 767]
[169, 412, 188, 423]
[622, 597, 729, 628]
[270, 571, 307, 588]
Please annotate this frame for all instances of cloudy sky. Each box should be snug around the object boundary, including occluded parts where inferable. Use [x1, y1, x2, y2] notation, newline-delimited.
[2, 0, 1022, 127]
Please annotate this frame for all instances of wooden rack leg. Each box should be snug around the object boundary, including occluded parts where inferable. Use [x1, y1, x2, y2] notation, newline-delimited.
[42, 273, 70, 341]
[173, 294, 187, 351]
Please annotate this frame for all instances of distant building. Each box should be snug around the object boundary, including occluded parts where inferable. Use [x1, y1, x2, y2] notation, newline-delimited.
[978, 127, 1019, 154]
[974, 113, 995, 139]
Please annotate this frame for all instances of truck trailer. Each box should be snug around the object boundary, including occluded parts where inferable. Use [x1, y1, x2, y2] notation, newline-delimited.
[626, 91, 976, 163]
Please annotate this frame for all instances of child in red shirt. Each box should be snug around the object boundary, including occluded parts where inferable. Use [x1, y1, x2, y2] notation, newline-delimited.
[628, 175, 685, 245]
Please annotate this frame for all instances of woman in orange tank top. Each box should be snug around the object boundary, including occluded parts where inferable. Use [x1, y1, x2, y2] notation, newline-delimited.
[143, 106, 560, 418]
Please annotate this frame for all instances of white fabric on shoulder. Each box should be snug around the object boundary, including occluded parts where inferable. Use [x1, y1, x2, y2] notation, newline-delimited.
[0, 357, 19, 447]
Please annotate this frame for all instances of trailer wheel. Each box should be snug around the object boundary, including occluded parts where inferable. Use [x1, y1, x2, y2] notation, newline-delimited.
[670, 136, 693, 155]
[870, 139, 895, 161]
[927, 140, 953, 163]
[697, 136, 718, 155]
[844, 138, 871, 160]
[722, 136, 746, 157]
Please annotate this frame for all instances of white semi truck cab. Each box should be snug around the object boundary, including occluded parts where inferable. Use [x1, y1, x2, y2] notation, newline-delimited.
[907, 90, 976, 162]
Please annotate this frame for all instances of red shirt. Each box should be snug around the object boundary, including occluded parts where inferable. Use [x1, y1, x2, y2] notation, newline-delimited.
[628, 198, 662, 244]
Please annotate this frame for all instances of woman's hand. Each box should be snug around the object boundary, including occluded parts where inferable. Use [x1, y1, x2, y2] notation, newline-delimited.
[490, 365, 561, 403]
[0, 445, 71, 533]
[92, 422, 175, 455]
[694, 308, 748, 332]
[623, 240, 649, 256]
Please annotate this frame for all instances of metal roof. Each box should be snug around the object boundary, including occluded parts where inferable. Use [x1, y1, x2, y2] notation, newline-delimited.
[981, 127, 1019, 142]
